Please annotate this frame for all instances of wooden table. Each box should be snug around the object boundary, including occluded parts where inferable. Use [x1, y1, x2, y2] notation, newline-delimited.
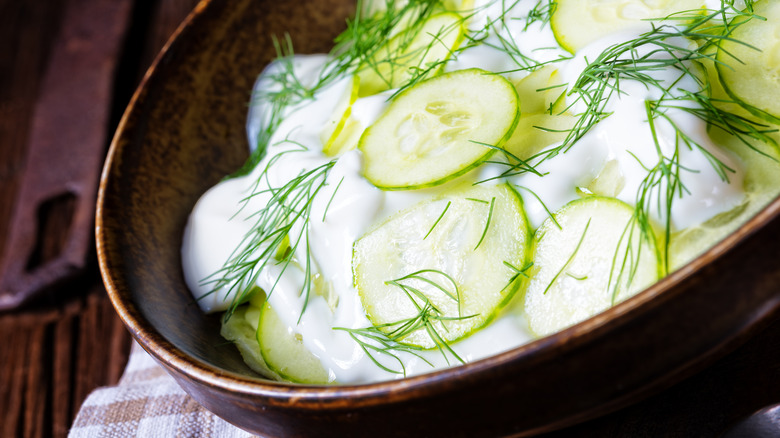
[0, 1, 778, 437]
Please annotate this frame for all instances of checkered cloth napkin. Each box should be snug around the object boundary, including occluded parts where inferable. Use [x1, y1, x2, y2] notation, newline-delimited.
[69, 342, 256, 437]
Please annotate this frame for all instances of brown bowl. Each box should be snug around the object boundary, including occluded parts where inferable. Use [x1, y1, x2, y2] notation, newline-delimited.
[96, 0, 780, 436]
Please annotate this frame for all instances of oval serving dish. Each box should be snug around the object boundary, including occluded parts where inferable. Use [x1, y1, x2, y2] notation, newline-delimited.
[97, 0, 780, 436]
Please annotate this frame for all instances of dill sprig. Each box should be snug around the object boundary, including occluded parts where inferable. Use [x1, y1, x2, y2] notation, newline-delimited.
[607, 215, 651, 305]
[334, 326, 430, 376]
[485, 5, 773, 273]
[522, 0, 557, 31]
[654, 88, 778, 158]
[339, 0, 467, 98]
[502, 261, 534, 291]
[474, 196, 496, 250]
[322, 176, 345, 222]
[238, 0, 475, 178]
[202, 146, 336, 321]
[543, 218, 590, 295]
[512, 185, 561, 229]
[424, 201, 451, 239]
[473, 140, 544, 181]
[236, 35, 346, 178]
[336, 269, 474, 375]
[460, 0, 569, 72]
[461, 5, 761, 190]
[553, 6, 765, 156]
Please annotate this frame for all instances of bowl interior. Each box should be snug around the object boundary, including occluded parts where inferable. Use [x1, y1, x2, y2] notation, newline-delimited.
[98, 0, 780, 397]
[99, 0, 355, 376]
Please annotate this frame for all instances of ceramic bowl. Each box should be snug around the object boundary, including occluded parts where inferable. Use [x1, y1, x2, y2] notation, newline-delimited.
[97, 0, 780, 436]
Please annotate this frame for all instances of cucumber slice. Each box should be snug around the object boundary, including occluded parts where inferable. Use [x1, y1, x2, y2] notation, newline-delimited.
[357, 12, 464, 97]
[258, 301, 333, 384]
[443, 0, 475, 12]
[353, 184, 531, 348]
[512, 65, 566, 115]
[552, 0, 704, 53]
[220, 304, 282, 381]
[320, 75, 362, 156]
[524, 197, 660, 337]
[504, 113, 577, 161]
[504, 66, 575, 159]
[669, 128, 780, 270]
[360, 69, 520, 189]
[716, 1, 780, 124]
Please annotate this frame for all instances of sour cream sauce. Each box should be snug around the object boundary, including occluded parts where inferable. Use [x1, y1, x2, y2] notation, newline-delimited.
[182, 1, 745, 384]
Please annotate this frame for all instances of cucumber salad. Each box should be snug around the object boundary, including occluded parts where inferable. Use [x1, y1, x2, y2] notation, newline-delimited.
[182, 0, 780, 384]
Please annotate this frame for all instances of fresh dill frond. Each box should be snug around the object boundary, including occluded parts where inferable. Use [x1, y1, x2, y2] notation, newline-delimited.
[556, 6, 763, 150]
[492, 5, 772, 277]
[334, 326, 430, 375]
[655, 89, 778, 158]
[512, 184, 560, 229]
[474, 196, 496, 250]
[202, 147, 336, 321]
[236, 35, 347, 178]
[502, 261, 534, 291]
[336, 269, 473, 375]
[387, 269, 462, 312]
[472, 140, 545, 182]
[543, 218, 590, 295]
[322, 176, 345, 222]
[339, 0, 467, 98]
[461, 0, 569, 72]
[424, 201, 452, 240]
[607, 215, 648, 305]
[523, 0, 557, 31]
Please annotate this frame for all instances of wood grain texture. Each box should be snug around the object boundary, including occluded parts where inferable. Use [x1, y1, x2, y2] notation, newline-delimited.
[0, 0, 65, 253]
[0, 286, 133, 438]
[0, 0, 134, 310]
[0, 0, 198, 436]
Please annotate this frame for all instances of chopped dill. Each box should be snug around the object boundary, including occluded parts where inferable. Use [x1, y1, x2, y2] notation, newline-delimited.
[322, 176, 345, 222]
[335, 268, 473, 375]
[474, 196, 496, 250]
[424, 200, 452, 239]
[201, 146, 336, 321]
[502, 261, 534, 291]
[512, 184, 561, 229]
[543, 218, 590, 295]
[523, 0, 557, 31]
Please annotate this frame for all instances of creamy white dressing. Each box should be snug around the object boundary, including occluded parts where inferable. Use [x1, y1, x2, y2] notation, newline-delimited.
[514, 32, 745, 229]
[447, 0, 568, 81]
[182, 0, 749, 384]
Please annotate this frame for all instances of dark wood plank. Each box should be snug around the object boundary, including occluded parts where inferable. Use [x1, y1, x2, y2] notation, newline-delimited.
[0, 0, 197, 435]
[0, 285, 134, 438]
[0, 0, 65, 254]
[0, 0, 134, 310]
[52, 300, 78, 438]
[0, 316, 28, 437]
[23, 324, 47, 438]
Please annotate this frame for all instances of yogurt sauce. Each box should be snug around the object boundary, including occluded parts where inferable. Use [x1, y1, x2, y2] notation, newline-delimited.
[182, 0, 746, 383]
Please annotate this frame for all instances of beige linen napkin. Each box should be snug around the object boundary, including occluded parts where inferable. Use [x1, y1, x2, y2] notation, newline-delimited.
[69, 342, 256, 437]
